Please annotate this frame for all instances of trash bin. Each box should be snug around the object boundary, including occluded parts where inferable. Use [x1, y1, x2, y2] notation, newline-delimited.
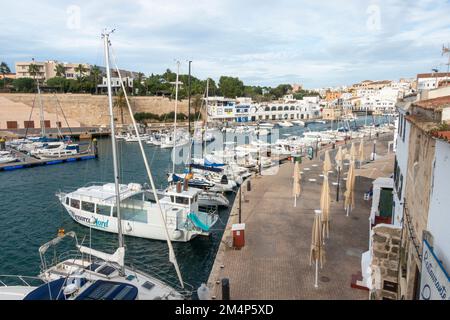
[232, 223, 245, 249]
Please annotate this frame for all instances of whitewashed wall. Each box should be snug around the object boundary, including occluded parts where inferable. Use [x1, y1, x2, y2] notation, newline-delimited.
[427, 139, 450, 270]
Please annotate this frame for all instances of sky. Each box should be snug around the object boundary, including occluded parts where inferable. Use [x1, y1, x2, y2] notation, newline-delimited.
[1, 0, 450, 88]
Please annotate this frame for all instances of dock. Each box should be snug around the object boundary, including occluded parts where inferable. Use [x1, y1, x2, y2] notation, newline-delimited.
[0, 139, 98, 172]
[0, 150, 98, 172]
[207, 133, 394, 299]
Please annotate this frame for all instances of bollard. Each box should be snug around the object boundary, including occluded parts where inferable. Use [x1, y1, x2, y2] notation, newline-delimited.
[221, 278, 230, 300]
[247, 180, 251, 192]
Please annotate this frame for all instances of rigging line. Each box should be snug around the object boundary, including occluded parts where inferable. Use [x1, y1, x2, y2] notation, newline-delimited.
[52, 91, 63, 139]
[24, 93, 37, 138]
[52, 91, 73, 135]
[109, 44, 185, 288]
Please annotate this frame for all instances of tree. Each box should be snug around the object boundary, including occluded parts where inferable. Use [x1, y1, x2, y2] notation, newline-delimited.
[0, 62, 11, 88]
[12, 78, 35, 92]
[114, 88, 127, 124]
[28, 63, 40, 80]
[46, 77, 66, 92]
[54, 63, 66, 77]
[74, 64, 88, 80]
[90, 65, 102, 94]
[269, 84, 292, 99]
[218, 76, 244, 98]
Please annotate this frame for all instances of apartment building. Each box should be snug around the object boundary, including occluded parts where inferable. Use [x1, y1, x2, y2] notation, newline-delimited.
[206, 96, 321, 123]
[15, 60, 91, 81]
[417, 72, 450, 91]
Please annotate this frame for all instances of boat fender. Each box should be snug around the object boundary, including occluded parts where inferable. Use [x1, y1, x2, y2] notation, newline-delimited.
[173, 229, 183, 240]
[125, 223, 132, 232]
[90, 217, 96, 224]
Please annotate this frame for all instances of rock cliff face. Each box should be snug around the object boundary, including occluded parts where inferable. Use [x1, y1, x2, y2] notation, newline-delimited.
[0, 93, 190, 126]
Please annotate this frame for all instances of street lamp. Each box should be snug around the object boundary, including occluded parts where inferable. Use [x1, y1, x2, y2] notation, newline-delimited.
[371, 140, 377, 161]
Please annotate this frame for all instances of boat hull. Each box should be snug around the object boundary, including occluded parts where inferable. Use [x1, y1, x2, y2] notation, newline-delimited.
[63, 205, 207, 242]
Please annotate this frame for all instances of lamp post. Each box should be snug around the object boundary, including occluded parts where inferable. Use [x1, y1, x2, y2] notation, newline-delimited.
[238, 186, 242, 223]
[371, 140, 377, 161]
[188, 60, 192, 136]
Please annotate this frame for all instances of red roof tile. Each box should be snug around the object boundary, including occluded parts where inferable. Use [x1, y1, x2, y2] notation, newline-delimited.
[435, 131, 450, 141]
[414, 95, 450, 110]
[417, 72, 450, 79]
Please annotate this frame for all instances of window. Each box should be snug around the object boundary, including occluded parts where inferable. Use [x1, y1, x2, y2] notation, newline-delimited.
[175, 197, 189, 205]
[122, 207, 148, 223]
[81, 201, 95, 213]
[71, 199, 80, 209]
[65, 197, 70, 205]
[96, 204, 112, 216]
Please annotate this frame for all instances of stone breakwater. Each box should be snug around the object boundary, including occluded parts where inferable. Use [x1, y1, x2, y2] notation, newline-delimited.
[0, 93, 190, 127]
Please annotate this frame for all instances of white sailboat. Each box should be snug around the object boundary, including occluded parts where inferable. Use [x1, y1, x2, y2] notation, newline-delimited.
[0, 30, 189, 300]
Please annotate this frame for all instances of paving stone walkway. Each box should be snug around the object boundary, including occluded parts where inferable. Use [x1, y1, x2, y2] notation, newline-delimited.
[207, 134, 394, 300]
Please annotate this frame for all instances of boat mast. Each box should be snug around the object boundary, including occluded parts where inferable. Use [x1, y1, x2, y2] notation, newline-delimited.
[109, 45, 185, 288]
[172, 61, 180, 174]
[33, 58, 45, 137]
[203, 78, 209, 159]
[103, 30, 125, 262]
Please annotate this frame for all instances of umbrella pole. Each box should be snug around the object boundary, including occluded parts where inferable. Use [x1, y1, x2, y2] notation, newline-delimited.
[315, 260, 319, 288]
[294, 195, 297, 207]
[346, 205, 350, 217]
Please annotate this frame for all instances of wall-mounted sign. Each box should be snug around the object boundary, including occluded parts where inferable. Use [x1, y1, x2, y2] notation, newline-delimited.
[420, 240, 450, 300]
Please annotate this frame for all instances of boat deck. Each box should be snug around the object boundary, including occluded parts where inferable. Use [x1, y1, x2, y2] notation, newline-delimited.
[207, 133, 394, 299]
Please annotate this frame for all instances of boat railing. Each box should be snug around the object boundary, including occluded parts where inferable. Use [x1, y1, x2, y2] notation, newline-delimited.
[0, 275, 44, 287]
[41, 250, 84, 273]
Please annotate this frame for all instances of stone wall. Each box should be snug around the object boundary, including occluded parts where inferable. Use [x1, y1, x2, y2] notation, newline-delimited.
[0, 93, 190, 127]
[370, 224, 402, 300]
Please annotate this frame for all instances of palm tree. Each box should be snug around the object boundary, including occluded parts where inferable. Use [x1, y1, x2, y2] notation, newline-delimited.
[90, 65, 101, 94]
[28, 63, 41, 89]
[74, 64, 87, 80]
[114, 88, 126, 124]
[54, 63, 66, 77]
[0, 62, 11, 88]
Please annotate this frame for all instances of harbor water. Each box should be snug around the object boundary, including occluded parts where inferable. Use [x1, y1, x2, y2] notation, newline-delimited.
[0, 115, 391, 292]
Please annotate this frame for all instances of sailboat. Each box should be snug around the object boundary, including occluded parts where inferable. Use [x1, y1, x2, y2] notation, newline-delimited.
[0, 31, 189, 300]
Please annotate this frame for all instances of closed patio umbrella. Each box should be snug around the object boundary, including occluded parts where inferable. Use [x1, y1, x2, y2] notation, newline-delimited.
[320, 174, 331, 240]
[344, 160, 356, 216]
[323, 149, 332, 174]
[293, 161, 301, 207]
[349, 142, 356, 163]
[358, 139, 364, 168]
[310, 210, 325, 288]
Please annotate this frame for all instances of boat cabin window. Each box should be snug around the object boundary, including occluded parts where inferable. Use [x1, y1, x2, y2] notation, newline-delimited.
[96, 204, 112, 216]
[70, 199, 80, 209]
[65, 197, 70, 205]
[81, 201, 95, 213]
[172, 196, 189, 205]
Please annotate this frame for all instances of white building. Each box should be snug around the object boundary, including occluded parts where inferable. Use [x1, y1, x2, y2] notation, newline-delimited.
[417, 72, 450, 91]
[206, 96, 321, 123]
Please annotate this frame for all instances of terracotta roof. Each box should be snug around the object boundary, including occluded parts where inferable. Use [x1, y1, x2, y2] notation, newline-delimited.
[431, 130, 450, 142]
[413, 95, 450, 110]
[417, 72, 450, 79]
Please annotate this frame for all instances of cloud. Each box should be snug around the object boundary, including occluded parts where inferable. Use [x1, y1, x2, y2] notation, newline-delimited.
[1, 0, 450, 88]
